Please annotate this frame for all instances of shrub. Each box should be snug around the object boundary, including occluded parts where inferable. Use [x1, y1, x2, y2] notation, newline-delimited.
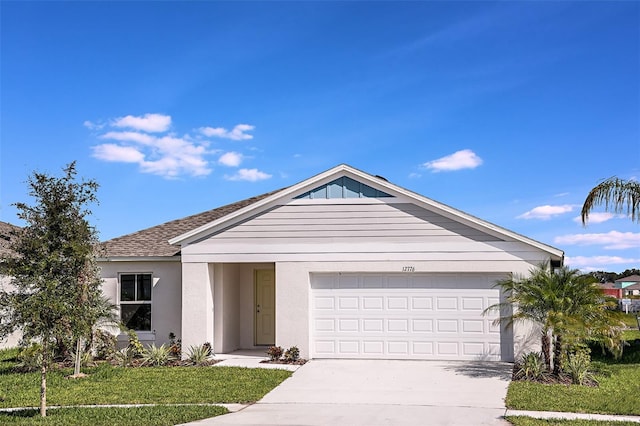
[564, 350, 595, 385]
[127, 329, 144, 357]
[515, 351, 545, 381]
[111, 347, 135, 367]
[141, 344, 174, 367]
[202, 342, 212, 356]
[168, 332, 181, 358]
[266, 345, 283, 361]
[92, 329, 117, 360]
[187, 344, 211, 364]
[284, 346, 300, 362]
[16, 343, 44, 372]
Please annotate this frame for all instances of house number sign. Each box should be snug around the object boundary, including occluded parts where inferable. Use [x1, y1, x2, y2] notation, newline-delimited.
[402, 266, 415, 272]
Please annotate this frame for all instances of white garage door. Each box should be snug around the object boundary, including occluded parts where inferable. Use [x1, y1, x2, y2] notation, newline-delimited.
[311, 273, 511, 361]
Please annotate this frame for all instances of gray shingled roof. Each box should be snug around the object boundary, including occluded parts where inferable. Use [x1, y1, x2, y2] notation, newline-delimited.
[101, 188, 285, 258]
[0, 221, 20, 257]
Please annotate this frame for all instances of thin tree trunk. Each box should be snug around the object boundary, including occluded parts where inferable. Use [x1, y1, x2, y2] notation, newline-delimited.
[74, 338, 83, 376]
[553, 334, 563, 376]
[40, 340, 47, 417]
[541, 331, 551, 371]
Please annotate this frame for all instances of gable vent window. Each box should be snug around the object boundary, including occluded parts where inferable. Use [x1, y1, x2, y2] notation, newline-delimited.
[120, 273, 152, 331]
[295, 177, 393, 199]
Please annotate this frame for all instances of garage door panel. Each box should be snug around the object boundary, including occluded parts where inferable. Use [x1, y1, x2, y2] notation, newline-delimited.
[311, 273, 510, 361]
[412, 297, 433, 310]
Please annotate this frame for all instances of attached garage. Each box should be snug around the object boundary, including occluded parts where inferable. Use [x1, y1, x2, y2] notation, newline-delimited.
[311, 273, 512, 361]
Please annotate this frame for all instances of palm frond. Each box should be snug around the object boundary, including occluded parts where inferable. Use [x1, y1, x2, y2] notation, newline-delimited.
[581, 177, 640, 224]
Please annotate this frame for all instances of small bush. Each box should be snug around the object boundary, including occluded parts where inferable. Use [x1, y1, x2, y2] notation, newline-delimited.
[187, 344, 211, 364]
[515, 352, 545, 381]
[16, 343, 43, 372]
[126, 329, 144, 357]
[284, 346, 300, 362]
[111, 347, 135, 367]
[203, 342, 213, 356]
[168, 332, 182, 358]
[266, 345, 283, 361]
[92, 329, 117, 360]
[564, 350, 595, 385]
[141, 344, 174, 367]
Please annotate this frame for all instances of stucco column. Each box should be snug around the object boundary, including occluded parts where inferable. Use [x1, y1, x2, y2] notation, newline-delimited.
[181, 262, 214, 357]
[275, 262, 310, 358]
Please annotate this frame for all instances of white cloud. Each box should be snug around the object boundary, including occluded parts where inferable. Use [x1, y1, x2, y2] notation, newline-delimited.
[565, 255, 640, 267]
[225, 168, 272, 182]
[100, 131, 155, 145]
[199, 124, 254, 141]
[92, 134, 211, 178]
[91, 144, 145, 163]
[408, 172, 422, 179]
[554, 231, 640, 250]
[112, 113, 171, 133]
[219, 152, 243, 167]
[423, 149, 482, 172]
[83, 120, 105, 130]
[571, 212, 625, 224]
[87, 114, 264, 179]
[564, 256, 640, 272]
[517, 204, 576, 220]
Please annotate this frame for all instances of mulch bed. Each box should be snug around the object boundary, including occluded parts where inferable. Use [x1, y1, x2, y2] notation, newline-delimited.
[511, 365, 599, 387]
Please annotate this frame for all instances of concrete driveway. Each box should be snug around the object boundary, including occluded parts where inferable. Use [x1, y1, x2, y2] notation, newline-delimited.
[187, 359, 512, 426]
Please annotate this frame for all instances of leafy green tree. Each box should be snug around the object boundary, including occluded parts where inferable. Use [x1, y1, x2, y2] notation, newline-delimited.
[581, 177, 640, 224]
[0, 162, 107, 416]
[487, 263, 623, 376]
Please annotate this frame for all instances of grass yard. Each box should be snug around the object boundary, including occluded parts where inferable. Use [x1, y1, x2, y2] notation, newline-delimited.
[0, 405, 228, 425]
[0, 349, 291, 407]
[507, 331, 640, 419]
[0, 348, 291, 425]
[620, 313, 640, 330]
[506, 362, 640, 415]
[507, 417, 639, 426]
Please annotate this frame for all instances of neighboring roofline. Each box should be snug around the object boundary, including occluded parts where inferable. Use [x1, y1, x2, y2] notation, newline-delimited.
[168, 163, 564, 259]
[97, 256, 181, 262]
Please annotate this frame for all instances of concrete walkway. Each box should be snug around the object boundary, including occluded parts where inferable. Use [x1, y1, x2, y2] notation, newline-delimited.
[183, 359, 513, 425]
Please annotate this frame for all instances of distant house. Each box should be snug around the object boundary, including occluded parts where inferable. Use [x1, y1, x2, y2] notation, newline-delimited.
[599, 282, 623, 299]
[98, 164, 564, 362]
[0, 221, 22, 349]
[615, 275, 640, 297]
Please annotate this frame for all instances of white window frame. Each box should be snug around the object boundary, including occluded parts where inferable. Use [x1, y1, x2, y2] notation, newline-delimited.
[118, 272, 153, 332]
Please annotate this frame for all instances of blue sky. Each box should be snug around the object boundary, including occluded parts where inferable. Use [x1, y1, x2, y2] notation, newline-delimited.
[1, 1, 638, 273]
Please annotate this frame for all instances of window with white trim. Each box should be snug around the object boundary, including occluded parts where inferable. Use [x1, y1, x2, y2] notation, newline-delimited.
[120, 273, 152, 331]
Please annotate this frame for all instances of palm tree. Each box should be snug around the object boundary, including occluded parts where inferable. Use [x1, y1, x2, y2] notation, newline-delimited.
[487, 263, 623, 375]
[581, 177, 640, 224]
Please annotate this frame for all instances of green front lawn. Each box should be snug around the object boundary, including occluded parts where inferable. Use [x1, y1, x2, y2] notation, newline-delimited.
[0, 347, 290, 424]
[0, 405, 228, 426]
[507, 362, 640, 415]
[0, 349, 290, 407]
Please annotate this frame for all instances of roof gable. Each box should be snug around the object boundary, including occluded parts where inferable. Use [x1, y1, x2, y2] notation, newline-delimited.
[295, 176, 393, 199]
[168, 164, 564, 260]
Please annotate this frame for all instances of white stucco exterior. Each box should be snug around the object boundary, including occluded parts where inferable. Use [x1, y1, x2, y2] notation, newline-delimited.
[100, 165, 563, 361]
[99, 259, 182, 346]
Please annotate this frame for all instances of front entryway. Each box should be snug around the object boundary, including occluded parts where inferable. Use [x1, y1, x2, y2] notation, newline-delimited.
[254, 269, 275, 345]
